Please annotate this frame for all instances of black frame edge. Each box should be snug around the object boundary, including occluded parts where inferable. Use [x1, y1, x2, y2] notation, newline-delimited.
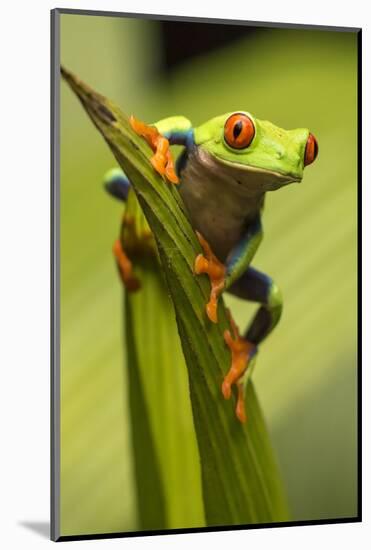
[55, 7, 361, 33]
[356, 27, 362, 523]
[56, 516, 361, 542]
[51, 7, 61, 543]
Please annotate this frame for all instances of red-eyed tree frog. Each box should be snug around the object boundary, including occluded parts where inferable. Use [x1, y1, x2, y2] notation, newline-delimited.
[105, 112, 318, 423]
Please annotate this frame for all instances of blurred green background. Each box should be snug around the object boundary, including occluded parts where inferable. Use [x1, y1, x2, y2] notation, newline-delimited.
[59, 13, 358, 537]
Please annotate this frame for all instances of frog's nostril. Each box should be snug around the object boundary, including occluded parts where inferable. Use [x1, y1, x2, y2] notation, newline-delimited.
[304, 133, 318, 166]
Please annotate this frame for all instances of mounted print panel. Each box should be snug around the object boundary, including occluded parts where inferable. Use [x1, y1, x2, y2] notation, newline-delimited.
[51, 8, 360, 542]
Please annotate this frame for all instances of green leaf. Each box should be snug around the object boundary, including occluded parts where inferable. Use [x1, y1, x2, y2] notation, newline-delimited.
[61, 66, 290, 527]
[124, 293, 167, 530]
[122, 191, 204, 530]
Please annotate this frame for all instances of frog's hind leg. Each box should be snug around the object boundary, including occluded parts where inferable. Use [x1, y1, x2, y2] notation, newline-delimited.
[223, 267, 283, 422]
[104, 167, 131, 202]
[103, 168, 141, 291]
[228, 266, 283, 345]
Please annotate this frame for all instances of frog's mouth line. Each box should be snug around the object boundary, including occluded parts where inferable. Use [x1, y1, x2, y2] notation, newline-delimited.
[219, 157, 302, 184]
[194, 147, 302, 194]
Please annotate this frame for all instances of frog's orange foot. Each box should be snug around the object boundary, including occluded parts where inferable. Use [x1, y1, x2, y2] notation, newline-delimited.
[194, 231, 226, 323]
[222, 312, 257, 423]
[129, 115, 179, 184]
[113, 239, 141, 292]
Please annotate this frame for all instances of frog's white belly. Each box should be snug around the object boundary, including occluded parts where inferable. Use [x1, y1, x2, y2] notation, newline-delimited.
[179, 147, 264, 261]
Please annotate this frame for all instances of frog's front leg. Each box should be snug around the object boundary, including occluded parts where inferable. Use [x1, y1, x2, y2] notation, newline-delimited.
[130, 115, 193, 185]
[194, 218, 262, 323]
[194, 232, 226, 323]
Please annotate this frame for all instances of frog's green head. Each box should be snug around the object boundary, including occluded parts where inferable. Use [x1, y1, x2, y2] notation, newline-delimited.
[194, 112, 318, 193]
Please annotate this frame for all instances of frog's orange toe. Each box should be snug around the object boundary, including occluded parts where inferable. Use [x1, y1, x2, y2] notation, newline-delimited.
[221, 378, 232, 400]
[236, 383, 247, 423]
[150, 155, 166, 176]
[113, 239, 141, 292]
[165, 166, 179, 184]
[206, 301, 218, 324]
[129, 114, 145, 135]
[165, 152, 179, 184]
[194, 232, 226, 324]
[194, 254, 209, 274]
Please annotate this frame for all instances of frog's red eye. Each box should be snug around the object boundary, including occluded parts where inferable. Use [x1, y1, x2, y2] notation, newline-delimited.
[224, 113, 255, 149]
[304, 133, 318, 166]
